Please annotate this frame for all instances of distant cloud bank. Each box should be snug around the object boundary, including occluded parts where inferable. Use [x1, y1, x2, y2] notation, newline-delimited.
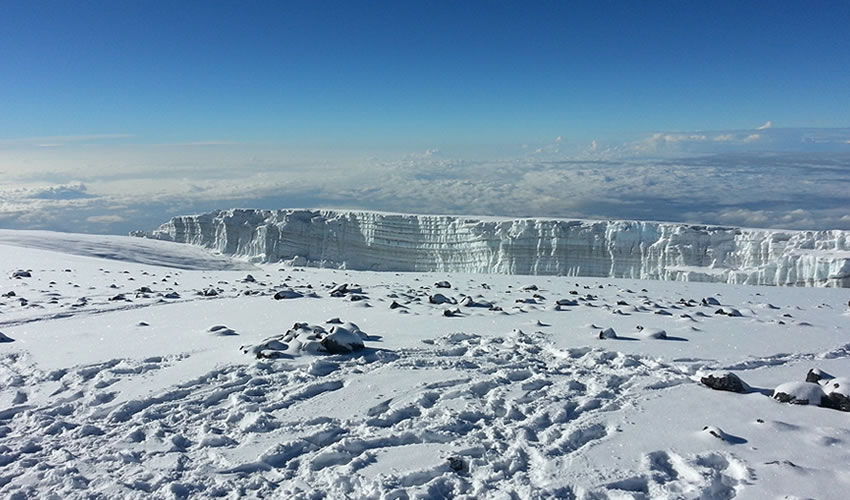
[1, 150, 848, 234]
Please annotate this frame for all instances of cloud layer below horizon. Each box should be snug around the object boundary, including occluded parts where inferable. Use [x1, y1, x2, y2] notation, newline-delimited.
[2, 147, 849, 235]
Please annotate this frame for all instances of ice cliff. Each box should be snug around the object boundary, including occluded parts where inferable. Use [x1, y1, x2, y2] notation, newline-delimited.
[134, 209, 850, 287]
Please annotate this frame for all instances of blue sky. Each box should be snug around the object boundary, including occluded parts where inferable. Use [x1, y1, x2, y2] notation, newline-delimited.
[2, 0, 849, 153]
[1, 1, 850, 234]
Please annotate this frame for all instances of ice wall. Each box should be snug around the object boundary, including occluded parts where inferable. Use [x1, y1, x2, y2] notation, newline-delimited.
[134, 209, 850, 287]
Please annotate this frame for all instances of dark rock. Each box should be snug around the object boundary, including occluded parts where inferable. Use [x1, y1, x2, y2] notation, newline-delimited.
[822, 392, 850, 412]
[772, 382, 824, 406]
[598, 328, 617, 340]
[273, 289, 303, 300]
[806, 368, 833, 384]
[429, 293, 456, 305]
[701, 373, 750, 393]
[329, 283, 349, 297]
[320, 327, 365, 354]
[701, 297, 721, 306]
[443, 308, 461, 317]
[434, 281, 452, 289]
[11, 270, 31, 278]
[447, 456, 468, 473]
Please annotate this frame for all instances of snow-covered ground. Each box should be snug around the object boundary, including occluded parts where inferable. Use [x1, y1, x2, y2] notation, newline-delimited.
[1, 230, 850, 499]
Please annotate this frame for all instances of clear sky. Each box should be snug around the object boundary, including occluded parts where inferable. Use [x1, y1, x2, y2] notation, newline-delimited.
[2, 1, 850, 234]
[2, 0, 849, 153]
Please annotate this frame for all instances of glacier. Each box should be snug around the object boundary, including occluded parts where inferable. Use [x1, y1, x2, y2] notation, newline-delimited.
[133, 209, 850, 287]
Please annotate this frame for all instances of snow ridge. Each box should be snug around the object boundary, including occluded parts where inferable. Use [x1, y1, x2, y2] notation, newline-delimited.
[135, 209, 850, 287]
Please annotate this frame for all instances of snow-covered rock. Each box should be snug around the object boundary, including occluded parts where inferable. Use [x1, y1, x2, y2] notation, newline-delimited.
[322, 325, 365, 354]
[136, 209, 850, 287]
[700, 372, 750, 393]
[598, 327, 618, 339]
[821, 377, 850, 412]
[772, 381, 825, 405]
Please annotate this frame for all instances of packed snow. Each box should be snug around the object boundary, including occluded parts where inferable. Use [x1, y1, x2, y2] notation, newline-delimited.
[136, 209, 850, 287]
[2, 229, 850, 499]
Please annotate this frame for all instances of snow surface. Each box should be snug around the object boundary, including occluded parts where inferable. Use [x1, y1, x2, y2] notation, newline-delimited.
[2, 230, 850, 499]
[137, 209, 850, 287]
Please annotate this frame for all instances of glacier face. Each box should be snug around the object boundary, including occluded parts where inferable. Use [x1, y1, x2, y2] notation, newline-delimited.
[135, 209, 850, 287]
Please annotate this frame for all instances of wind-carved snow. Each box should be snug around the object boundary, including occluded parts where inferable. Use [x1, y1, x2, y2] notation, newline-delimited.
[136, 209, 850, 287]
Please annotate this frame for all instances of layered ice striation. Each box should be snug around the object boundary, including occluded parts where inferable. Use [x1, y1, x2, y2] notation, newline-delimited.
[135, 209, 850, 287]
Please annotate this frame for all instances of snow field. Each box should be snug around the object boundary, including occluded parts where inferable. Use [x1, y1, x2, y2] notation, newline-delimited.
[1, 231, 850, 499]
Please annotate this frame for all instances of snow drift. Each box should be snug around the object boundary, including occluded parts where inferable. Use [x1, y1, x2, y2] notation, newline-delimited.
[134, 209, 850, 287]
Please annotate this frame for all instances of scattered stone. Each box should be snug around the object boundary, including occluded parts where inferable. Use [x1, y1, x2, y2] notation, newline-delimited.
[701, 372, 750, 393]
[434, 281, 452, 289]
[447, 456, 468, 473]
[202, 288, 219, 297]
[0, 331, 14, 343]
[806, 368, 833, 384]
[326, 317, 343, 324]
[556, 298, 578, 306]
[2, 291, 16, 298]
[772, 381, 824, 406]
[715, 307, 743, 317]
[321, 325, 365, 354]
[820, 378, 850, 412]
[390, 300, 404, 309]
[522, 284, 538, 291]
[429, 293, 456, 305]
[701, 297, 721, 306]
[273, 289, 304, 300]
[443, 308, 461, 317]
[598, 327, 617, 339]
[11, 270, 31, 278]
[244, 274, 256, 283]
[137, 321, 150, 327]
[163, 292, 181, 299]
[208, 325, 237, 336]
[701, 425, 742, 443]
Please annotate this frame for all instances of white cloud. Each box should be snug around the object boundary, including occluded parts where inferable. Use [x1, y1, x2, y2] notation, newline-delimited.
[86, 215, 125, 224]
[756, 121, 773, 130]
[742, 134, 762, 143]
